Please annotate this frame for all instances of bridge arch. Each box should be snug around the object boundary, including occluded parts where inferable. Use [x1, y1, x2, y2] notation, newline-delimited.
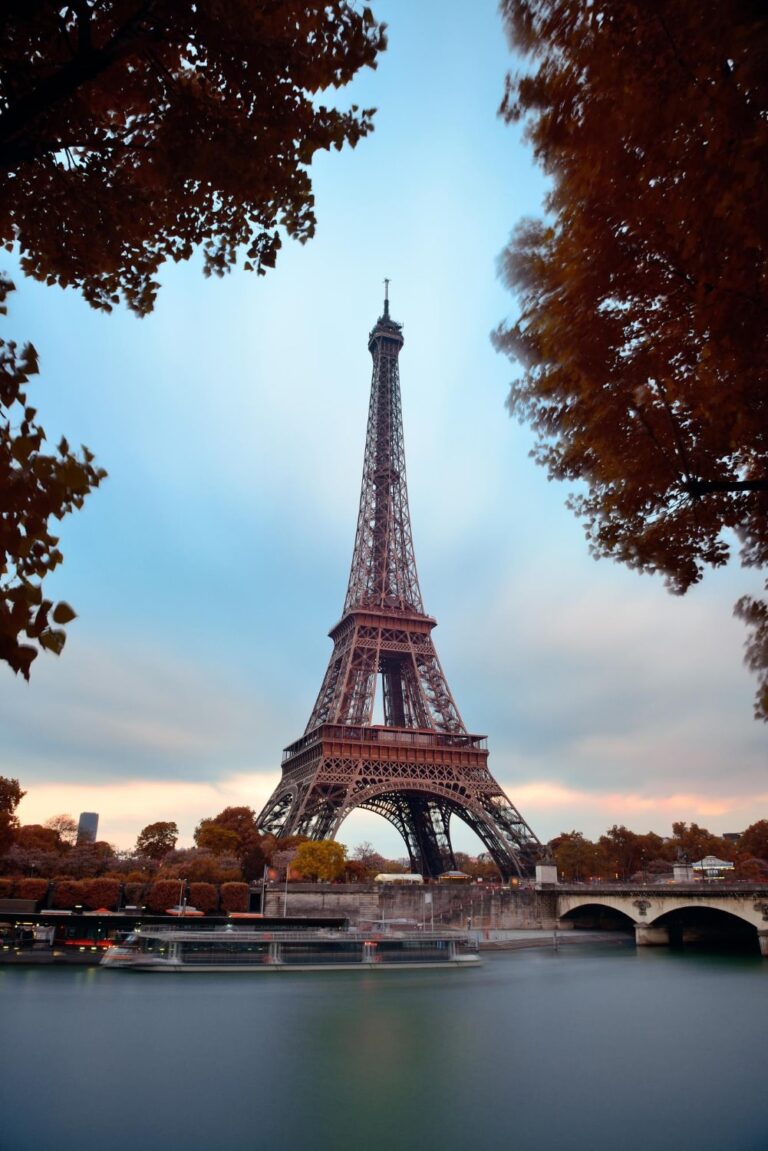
[648, 902, 757, 931]
[648, 905, 760, 951]
[556, 889, 768, 954]
[558, 901, 636, 932]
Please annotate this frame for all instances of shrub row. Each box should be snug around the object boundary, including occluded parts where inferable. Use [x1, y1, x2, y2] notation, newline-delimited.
[0, 877, 250, 913]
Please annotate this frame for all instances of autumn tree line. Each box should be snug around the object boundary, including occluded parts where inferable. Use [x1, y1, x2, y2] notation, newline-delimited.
[0, 775, 420, 912]
[3, 777, 768, 907]
[551, 822, 768, 883]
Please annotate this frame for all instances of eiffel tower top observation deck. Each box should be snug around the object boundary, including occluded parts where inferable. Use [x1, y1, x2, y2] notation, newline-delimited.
[256, 289, 540, 878]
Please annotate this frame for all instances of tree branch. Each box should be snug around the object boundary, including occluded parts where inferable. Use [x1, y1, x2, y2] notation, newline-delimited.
[0, 1, 157, 168]
[683, 479, 768, 496]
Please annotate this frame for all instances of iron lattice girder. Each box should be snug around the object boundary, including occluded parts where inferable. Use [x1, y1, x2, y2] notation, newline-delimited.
[344, 312, 422, 615]
[360, 792, 455, 878]
[256, 296, 541, 876]
[305, 608, 464, 734]
[258, 724, 540, 880]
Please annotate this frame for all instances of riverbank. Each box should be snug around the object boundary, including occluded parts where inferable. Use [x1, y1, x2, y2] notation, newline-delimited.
[471, 927, 630, 950]
[0, 927, 630, 965]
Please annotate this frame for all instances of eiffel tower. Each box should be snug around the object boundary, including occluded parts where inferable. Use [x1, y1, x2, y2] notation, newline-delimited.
[256, 288, 540, 878]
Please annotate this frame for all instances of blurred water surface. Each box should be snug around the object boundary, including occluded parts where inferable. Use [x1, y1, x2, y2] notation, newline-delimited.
[2, 944, 767, 1151]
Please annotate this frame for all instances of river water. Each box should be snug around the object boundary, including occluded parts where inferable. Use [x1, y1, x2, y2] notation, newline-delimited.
[2, 943, 767, 1151]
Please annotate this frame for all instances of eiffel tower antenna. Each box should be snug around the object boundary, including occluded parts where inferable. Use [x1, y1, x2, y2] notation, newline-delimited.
[256, 296, 540, 878]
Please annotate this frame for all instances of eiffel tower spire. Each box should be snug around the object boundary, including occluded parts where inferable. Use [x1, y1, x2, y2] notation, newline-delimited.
[343, 287, 423, 617]
[256, 293, 540, 878]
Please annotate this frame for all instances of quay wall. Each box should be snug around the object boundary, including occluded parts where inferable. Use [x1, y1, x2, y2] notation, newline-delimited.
[263, 883, 558, 929]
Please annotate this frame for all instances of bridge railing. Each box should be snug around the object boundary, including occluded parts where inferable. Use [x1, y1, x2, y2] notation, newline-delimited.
[556, 882, 768, 894]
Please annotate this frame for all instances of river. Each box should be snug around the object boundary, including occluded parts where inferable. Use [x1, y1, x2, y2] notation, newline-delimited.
[2, 943, 767, 1151]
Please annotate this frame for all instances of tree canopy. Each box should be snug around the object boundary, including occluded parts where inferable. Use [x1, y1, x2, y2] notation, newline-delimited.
[196, 806, 269, 880]
[44, 812, 79, 845]
[1, 278, 106, 677]
[549, 821, 762, 882]
[0, 2, 385, 679]
[494, 0, 768, 718]
[293, 839, 346, 882]
[0, 1, 386, 314]
[0, 774, 25, 853]
[0, 775, 25, 814]
[135, 819, 178, 860]
[194, 821, 239, 857]
[738, 819, 768, 861]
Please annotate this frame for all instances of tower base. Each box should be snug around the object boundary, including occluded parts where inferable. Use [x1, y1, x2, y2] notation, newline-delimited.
[257, 723, 540, 879]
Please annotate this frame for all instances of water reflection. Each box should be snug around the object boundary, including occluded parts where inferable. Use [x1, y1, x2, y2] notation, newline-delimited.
[1, 946, 767, 1151]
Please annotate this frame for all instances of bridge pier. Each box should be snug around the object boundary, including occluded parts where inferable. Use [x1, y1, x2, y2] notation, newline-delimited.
[634, 924, 670, 947]
[758, 931, 768, 958]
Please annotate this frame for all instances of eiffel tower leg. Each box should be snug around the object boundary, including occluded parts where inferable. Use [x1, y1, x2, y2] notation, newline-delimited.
[358, 792, 425, 873]
[257, 787, 297, 837]
[257, 771, 348, 841]
[443, 794, 541, 881]
[359, 792, 456, 878]
[406, 794, 451, 878]
[358, 788, 539, 881]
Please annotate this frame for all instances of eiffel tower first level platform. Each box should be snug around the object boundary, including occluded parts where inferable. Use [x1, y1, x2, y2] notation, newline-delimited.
[256, 290, 540, 878]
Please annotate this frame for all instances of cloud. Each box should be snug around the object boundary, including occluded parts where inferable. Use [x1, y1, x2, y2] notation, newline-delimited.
[0, 634, 287, 783]
[495, 778, 764, 840]
[428, 552, 767, 842]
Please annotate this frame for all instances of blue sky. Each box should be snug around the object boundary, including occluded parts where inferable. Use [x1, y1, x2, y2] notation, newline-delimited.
[2, 0, 765, 856]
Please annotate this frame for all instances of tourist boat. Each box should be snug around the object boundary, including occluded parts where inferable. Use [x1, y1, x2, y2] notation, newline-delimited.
[100, 926, 480, 972]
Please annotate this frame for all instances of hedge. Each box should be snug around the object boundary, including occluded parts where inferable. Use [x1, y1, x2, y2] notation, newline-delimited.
[16, 878, 49, 902]
[146, 880, 184, 913]
[51, 879, 87, 909]
[220, 882, 249, 913]
[189, 882, 218, 913]
[123, 881, 147, 908]
[82, 878, 121, 911]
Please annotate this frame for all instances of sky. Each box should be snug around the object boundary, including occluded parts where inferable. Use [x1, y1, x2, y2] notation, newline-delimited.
[2, 1, 766, 857]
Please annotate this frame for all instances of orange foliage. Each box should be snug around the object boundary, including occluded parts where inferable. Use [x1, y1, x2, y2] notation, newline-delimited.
[189, 882, 218, 914]
[146, 880, 184, 913]
[15, 824, 61, 852]
[219, 882, 249, 913]
[81, 878, 120, 910]
[0, 3, 385, 314]
[51, 878, 86, 909]
[496, 0, 768, 718]
[0, 280, 105, 678]
[15, 877, 48, 902]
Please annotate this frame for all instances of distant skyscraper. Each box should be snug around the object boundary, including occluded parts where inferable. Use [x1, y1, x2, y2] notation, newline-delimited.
[77, 812, 99, 845]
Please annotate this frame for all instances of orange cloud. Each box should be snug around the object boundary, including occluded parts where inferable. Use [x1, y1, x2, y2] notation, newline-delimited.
[499, 779, 766, 839]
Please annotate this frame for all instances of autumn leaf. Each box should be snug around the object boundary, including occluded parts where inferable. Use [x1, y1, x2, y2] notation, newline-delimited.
[496, 0, 768, 718]
[1, 279, 103, 677]
[52, 601, 77, 625]
[0, 2, 387, 315]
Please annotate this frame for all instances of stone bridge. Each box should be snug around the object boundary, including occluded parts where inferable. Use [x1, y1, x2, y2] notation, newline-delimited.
[555, 884, 768, 955]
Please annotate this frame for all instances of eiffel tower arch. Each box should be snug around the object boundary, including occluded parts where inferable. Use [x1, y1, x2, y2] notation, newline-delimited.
[256, 290, 540, 878]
